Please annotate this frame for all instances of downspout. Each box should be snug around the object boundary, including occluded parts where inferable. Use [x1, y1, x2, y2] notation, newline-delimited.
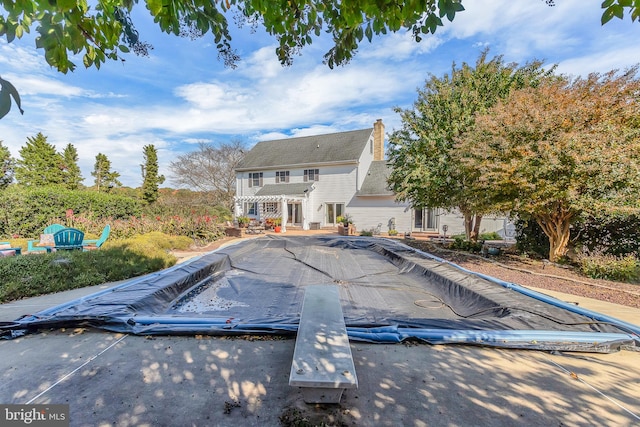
[302, 195, 309, 230]
[281, 195, 288, 233]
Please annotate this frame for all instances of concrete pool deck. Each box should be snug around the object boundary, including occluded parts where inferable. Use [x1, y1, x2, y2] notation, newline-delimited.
[1, 234, 639, 426]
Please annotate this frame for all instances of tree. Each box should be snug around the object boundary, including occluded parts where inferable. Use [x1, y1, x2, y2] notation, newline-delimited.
[0, 1, 631, 74]
[62, 143, 84, 190]
[92, 153, 122, 193]
[0, 140, 14, 189]
[141, 144, 165, 204]
[387, 50, 550, 241]
[169, 140, 245, 210]
[15, 132, 64, 186]
[456, 67, 640, 261]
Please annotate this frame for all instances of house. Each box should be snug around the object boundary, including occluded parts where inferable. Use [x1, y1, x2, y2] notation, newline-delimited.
[234, 120, 510, 236]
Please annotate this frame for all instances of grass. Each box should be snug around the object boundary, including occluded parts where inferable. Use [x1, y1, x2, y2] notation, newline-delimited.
[0, 232, 194, 303]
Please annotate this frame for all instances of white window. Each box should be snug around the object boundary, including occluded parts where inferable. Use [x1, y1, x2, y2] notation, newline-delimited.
[276, 171, 290, 183]
[304, 169, 319, 182]
[264, 202, 278, 213]
[248, 172, 263, 187]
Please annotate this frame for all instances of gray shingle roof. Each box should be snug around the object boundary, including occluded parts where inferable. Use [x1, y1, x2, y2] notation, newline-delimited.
[358, 161, 393, 196]
[236, 128, 373, 170]
[255, 183, 315, 197]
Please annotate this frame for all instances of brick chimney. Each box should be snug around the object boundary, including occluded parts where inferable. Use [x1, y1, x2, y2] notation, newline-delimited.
[373, 119, 385, 161]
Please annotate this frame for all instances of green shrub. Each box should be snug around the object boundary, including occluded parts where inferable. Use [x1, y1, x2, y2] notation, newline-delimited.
[479, 231, 502, 241]
[573, 213, 640, 257]
[449, 236, 483, 253]
[144, 189, 233, 221]
[0, 185, 141, 237]
[514, 218, 549, 259]
[360, 230, 373, 236]
[577, 252, 640, 282]
[0, 232, 188, 303]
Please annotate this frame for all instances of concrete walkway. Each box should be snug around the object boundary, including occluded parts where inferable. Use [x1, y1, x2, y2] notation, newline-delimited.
[1, 235, 639, 426]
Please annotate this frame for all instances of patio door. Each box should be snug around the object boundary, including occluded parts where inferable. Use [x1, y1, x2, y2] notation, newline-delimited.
[287, 203, 302, 225]
[326, 203, 345, 225]
[413, 208, 438, 232]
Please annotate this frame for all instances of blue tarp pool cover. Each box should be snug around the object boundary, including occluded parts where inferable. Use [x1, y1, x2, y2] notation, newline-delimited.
[3, 236, 639, 352]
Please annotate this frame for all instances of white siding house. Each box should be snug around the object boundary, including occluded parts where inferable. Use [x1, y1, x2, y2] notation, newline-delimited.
[234, 120, 509, 237]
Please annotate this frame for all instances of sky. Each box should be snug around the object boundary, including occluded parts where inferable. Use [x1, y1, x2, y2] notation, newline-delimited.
[0, 0, 639, 188]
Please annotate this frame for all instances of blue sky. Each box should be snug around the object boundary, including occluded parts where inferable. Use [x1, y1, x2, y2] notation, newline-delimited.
[1, 0, 639, 187]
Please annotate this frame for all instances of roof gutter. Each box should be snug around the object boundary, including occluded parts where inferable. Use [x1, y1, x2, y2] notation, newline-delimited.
[235, 159, 358, 172]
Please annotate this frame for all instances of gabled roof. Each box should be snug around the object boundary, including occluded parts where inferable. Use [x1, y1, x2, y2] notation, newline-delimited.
[236, 128, 373, 171]
[358, 161, 394, 196]
[255, 183, 314, 197]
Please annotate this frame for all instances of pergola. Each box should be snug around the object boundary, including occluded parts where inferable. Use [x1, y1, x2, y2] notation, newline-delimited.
[233, 194, 310, 232]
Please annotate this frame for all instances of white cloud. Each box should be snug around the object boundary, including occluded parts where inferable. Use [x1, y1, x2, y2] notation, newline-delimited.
[2, 0, 639, 187]
[0, 40, 47, 73]
[359, 31, 444, 61]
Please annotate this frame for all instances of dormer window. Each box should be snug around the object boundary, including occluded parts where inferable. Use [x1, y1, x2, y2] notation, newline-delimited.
[248, 172, 263, 187]
[276, 171, 290, 183]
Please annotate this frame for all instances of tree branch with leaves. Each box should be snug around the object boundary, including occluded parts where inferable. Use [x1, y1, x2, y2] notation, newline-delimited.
[6, 0, 633, 74]
[456, 67, 640, 261]
[387, 50, 551, 241]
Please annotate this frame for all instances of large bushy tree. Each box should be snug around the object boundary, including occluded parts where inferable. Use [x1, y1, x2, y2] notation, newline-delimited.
[387, 51, 550, 241]
[15, 132, 64, 186]
[0, 140, 14, 189]
[141, 144, 165, 204]
[170, 140, 245, 210]
[0, 1, 634, 73]
[92, 153, 122, 193]
[62, 143, 84, 190]
[457, 67, 640, 261]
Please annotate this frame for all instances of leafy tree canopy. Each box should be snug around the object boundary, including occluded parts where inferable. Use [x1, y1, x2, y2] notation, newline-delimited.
[15, 132, 65, 186]
[141, 144, 165, 204]
[0, 140, 14, 189]
[456, 67, 640, 261]
[0, 0, 636, 73]
[62, 143, 84, 190]
[92, 152, 122, 192]
[387, 50, 551, 240]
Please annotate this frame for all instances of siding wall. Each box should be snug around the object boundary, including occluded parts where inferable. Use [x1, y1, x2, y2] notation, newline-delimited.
[356, 135, 375, 190]
[422, 209, 508, 237]
[308, 164, 358, 225]
[347, 196, 412, 233]
[235, 164, 359, 226]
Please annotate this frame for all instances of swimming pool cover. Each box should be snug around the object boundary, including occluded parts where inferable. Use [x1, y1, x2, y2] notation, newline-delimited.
[3, 236, 639, 352]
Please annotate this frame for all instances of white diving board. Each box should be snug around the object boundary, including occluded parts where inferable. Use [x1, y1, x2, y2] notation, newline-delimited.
[289, 285, 358, 404]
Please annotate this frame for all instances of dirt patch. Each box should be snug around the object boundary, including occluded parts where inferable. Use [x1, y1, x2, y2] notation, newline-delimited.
[404, 240, 640, 309]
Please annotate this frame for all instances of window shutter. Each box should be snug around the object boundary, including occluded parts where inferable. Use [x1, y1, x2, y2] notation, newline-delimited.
[259, 173, 263, 187]
[304, 170, 308, 182]
[315, 169, 319, 181]
[248, 173, 252, 188]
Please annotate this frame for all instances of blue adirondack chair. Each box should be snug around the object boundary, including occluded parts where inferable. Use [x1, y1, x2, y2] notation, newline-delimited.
[0, 241, 22, 256]
[83, 225, 111, 250]
[53, 227, 85, 251]
[28, 223, 67, 252]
